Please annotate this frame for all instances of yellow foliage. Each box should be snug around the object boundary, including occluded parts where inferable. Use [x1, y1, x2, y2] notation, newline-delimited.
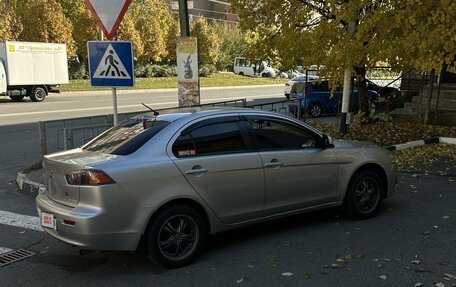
[17, 0, 75, 55]
[231, 0, 456, 79]
[190, 17, 221, 65]
[0, 1, 23, 41]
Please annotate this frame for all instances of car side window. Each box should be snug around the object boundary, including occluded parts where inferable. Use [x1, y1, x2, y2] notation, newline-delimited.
[246, 118, 318, 150]
[172, 121, 247, 157]
[312, 81, 329, 92]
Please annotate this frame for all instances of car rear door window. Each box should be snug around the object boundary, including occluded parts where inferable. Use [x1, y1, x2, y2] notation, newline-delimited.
[311, 81, 329, 92]
[173, 121, 247, 157]
[246, 117, 318, 150]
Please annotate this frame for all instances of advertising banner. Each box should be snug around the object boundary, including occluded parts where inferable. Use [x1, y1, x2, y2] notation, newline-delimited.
[177, 37, 199, 107]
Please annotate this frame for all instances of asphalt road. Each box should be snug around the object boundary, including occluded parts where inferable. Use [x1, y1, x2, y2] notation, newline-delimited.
[0, 86, 455, 286]
[0, 85, 285, 126]
[0, 167, 455, 287]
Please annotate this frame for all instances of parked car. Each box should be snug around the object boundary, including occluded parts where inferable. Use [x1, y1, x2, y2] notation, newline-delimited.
[365, 79, 401, 110]
[36, 108, 397, 268]
[289, 79, 381, 117]
[284, 74, 319, 99]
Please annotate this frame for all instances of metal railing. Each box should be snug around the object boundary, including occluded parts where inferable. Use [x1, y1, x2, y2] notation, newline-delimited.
[38, 98, 305, 157]
[39, 99, 251, 157]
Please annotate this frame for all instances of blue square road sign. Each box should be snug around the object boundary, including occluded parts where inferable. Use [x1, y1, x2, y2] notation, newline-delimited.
[88, 41, 134, 87]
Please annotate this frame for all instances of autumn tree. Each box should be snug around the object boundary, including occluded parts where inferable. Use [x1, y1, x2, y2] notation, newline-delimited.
[213, 22, 250, 70]
[231, 0, 456, 118]
[164, 17, 180, 63]
[58, 0, 98, 60]
[129, 0, 172, 62]
[0, 1, 23, 41]
[16, 0, 75, 55]
[191, 17, 221, 65]
[117, 13, 144, 58]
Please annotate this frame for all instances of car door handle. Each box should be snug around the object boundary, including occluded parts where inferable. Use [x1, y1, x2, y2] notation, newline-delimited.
[264, 161, 283, 168]
[185, 168, 208, 175]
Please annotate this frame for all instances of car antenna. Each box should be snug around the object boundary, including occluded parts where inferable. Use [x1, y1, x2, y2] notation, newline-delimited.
[142, 103, 159, 116]
[141, 103, 160, 129]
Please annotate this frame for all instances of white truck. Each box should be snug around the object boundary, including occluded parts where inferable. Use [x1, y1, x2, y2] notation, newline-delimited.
[0, 41, 69, 102]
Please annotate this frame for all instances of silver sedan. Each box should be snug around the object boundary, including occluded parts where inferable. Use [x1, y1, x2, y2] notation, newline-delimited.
[36, 108, 397, 268]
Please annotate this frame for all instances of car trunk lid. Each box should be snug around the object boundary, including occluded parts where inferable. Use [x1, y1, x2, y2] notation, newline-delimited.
[43, 149, 118, 207]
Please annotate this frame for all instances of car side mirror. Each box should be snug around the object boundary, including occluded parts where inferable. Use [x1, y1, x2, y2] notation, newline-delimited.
[321, 134, 334, 149]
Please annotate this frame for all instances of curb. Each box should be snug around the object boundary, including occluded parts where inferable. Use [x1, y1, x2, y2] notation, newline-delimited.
[16, 137, 456, 193]
[385, 137, 456, 151]
[16, 172, 45, 195]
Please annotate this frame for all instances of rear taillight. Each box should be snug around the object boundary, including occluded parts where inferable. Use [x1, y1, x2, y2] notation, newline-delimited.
[65, 170, 115, 185]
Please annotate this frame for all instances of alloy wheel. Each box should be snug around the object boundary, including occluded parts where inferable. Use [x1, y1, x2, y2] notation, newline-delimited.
[158, 214, 199, 261]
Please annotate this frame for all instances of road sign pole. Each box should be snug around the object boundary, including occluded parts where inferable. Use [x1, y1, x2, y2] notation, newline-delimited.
[98, 27, 118, 125]
[112, 88, 118, 125]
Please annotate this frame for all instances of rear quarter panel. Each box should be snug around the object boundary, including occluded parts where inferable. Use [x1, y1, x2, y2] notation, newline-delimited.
[333, 142, 395, 201]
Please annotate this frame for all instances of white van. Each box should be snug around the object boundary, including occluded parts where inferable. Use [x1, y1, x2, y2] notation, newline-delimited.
[233, 57, 276, 78]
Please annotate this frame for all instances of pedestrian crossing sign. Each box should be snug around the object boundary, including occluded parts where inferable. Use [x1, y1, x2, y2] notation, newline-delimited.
[88, 41, 134, 87]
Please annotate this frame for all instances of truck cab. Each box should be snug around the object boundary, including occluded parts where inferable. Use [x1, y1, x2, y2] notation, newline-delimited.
[0, 61, 6, 95]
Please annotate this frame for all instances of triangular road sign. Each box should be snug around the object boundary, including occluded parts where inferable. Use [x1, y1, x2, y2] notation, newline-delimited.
[93, 44, 131, 79]
[85, 0, 132, 40]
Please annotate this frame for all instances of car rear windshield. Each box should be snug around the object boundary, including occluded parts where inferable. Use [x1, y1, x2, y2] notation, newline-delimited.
[83, 118, 170, 155]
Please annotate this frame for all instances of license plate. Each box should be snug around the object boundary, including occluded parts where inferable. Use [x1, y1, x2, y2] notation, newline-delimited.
[41, 211, 56, 229]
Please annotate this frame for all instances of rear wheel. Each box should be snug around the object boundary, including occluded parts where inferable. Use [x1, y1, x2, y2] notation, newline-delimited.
[30, 87, 46, 102]
[344, 170, 384, 219]
[147, 205, 207, 269]
[238, 72, 244, 76]
[10, 96, 24, 102]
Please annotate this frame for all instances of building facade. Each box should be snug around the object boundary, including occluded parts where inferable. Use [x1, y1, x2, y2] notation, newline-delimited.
[167, 0, 239, 24]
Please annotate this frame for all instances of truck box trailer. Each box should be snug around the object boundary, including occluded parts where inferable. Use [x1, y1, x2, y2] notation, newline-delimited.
[0, 41, 69, 102]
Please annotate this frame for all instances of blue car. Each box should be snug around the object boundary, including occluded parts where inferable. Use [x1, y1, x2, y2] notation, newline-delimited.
[289, 80, 380, 117]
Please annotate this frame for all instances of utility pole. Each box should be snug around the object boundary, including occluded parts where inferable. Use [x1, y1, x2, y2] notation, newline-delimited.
[340, 19, 357, 134]
[177, 0, 200, 107]
[178, 0, 190, 37]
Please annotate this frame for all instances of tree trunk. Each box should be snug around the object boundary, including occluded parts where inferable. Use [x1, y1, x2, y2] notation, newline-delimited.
[354, 65, 368, 117]
[424, 69, 436, 125]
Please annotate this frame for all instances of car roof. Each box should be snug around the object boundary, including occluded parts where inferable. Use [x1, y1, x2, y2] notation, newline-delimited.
[133, 106, 280, 123]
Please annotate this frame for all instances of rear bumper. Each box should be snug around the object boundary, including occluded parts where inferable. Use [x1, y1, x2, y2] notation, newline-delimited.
[36, 192, 142, 251]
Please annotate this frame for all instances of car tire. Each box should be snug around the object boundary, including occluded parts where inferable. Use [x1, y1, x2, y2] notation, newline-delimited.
[30, 87, 47, 102]
[147, 204, 207, 269]
[344, 170, 384, 219]
[309, 103, 323, 117]
[238, 72, 244, 76]
[10, 96, 24, 102]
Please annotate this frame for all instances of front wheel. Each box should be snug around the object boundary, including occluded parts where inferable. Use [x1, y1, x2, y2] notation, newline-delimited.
[147, 205, 207, 269]
[30, 87, 47, 102]
[344, 170, 384, 219]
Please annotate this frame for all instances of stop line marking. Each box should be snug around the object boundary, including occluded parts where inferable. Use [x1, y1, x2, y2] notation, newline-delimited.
[0, 210, 43, 232]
